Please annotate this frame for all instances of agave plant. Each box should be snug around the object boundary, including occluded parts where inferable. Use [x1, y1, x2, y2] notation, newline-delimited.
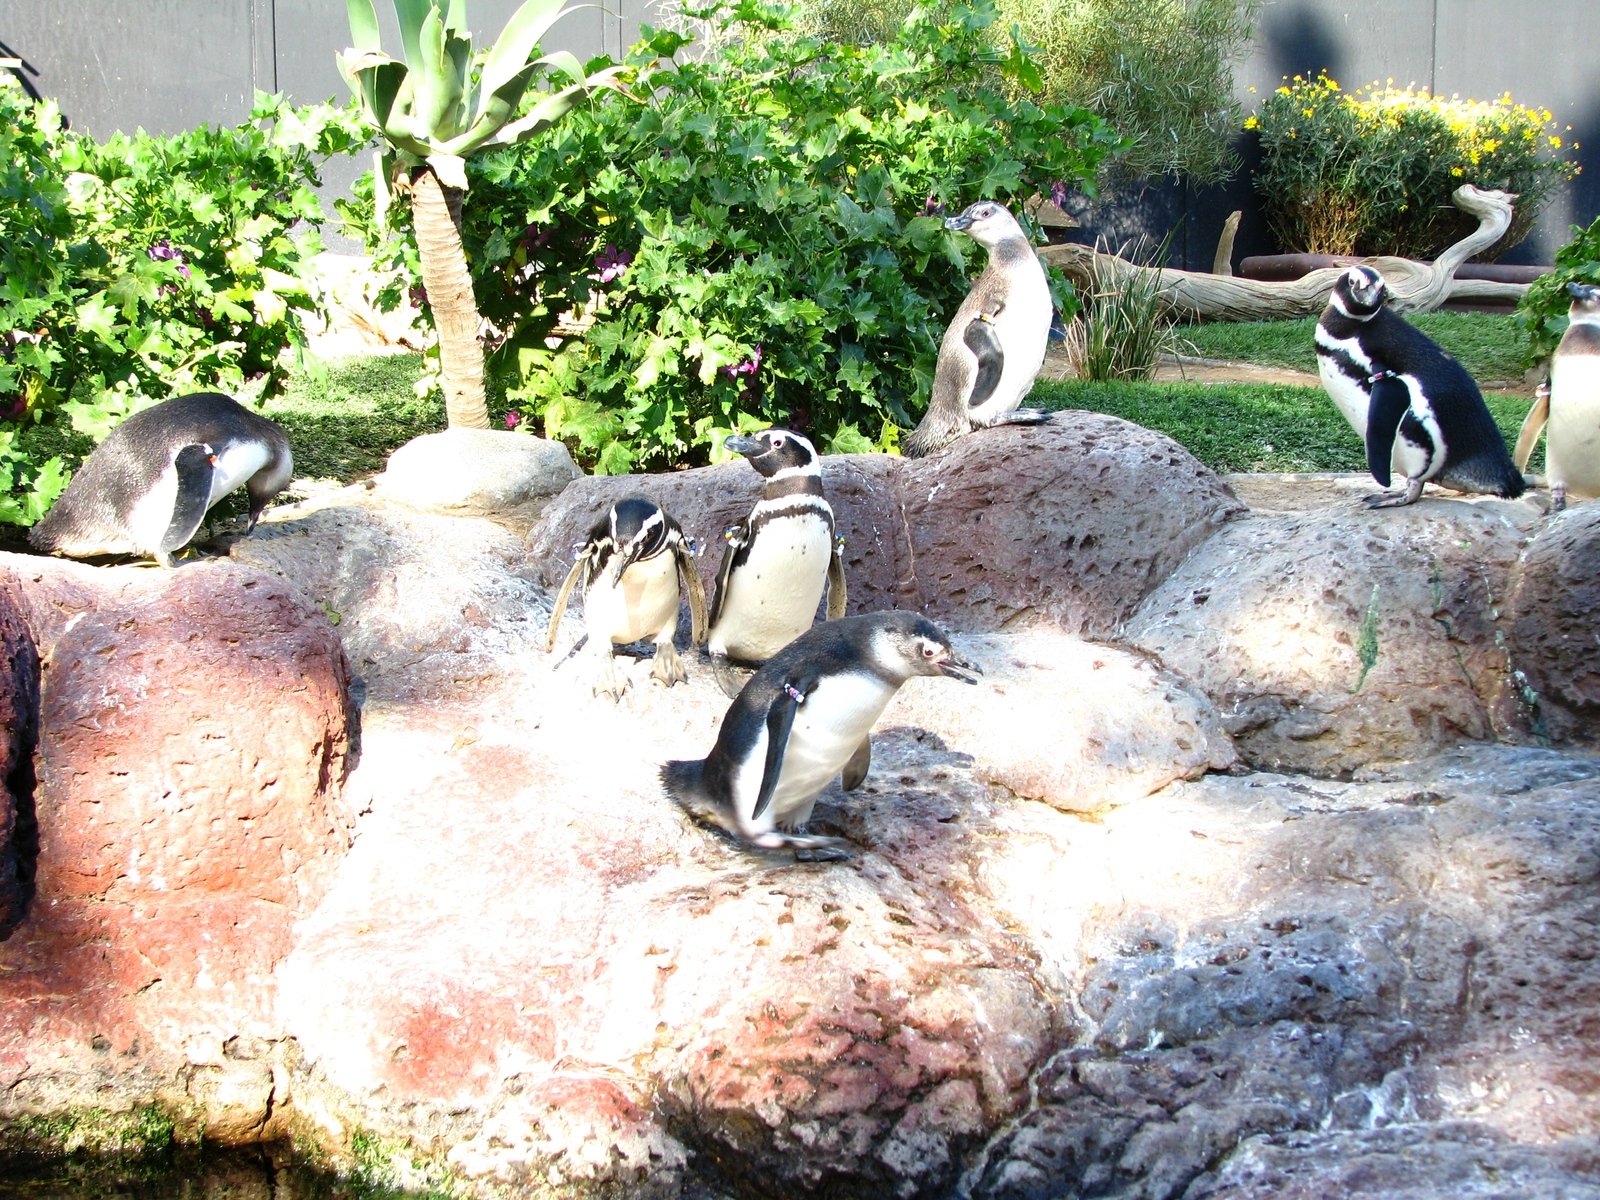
[338, 0, 622, 429]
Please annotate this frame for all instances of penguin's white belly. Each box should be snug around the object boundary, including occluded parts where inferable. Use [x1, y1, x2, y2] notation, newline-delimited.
[205, 439, 271, 506]
[973, 275, 1051, 423]
[735, 674, 896, 835]
[710, 516, 833, 661]
[1548, 354, 1600, 500]
[1315, 329, 1373, 434]
[585, 552, 680, 645]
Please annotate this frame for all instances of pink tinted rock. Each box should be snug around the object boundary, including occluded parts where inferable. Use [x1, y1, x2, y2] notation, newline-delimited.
[1503, 504, 1600, 746]
[0, 554, 356, 1134]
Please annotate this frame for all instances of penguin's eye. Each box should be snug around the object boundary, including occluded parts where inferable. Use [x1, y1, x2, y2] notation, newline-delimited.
[921, 642, 937, 658]
[770, 435, 786, 449]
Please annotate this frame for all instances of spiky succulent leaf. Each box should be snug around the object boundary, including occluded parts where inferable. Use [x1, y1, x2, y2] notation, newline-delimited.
[478, 0, 573, 105]
[346, 0, 382, 52]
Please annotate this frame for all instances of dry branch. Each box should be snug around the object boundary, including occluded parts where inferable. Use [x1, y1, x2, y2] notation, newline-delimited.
[1041, 185, 1524, 322]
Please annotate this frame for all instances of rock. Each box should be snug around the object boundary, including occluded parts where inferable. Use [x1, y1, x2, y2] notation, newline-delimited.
[0, 554, 357, 1142]
[378, 428, 580, 531]
[527, 415, 1243, 638]
[228, 482, 550, 704]
[886, 628, 1236, 812]
[0, 595, 36, 940]
[897, 416, 1243, 636]
[1124, 493, 1543, 774]
[1503, 503, 1600, 747]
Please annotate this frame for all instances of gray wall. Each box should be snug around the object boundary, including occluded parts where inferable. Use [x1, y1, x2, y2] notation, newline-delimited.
[2, 0, 657, 247]
[4, 1, 1596, 268]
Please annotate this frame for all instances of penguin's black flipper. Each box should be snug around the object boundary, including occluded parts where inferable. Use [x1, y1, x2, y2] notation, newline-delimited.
[986, 407, 1052, 428]
[545, 551, 593, 652]
[1365, 375, 1412, 488]
[1513, 383, 1550, 472]
[825, 538, 848, 622]
[676, 541, 709, 646]
[841, 737, 872, 791]
[751, 677, 811, 823]
[156, 444, 219, 564]
[708, 519, 750, 632]
[963, 314, 1005, 412]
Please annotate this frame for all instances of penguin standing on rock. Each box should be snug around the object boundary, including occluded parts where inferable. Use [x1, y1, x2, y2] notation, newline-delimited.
[705, 429, 847, 672]
[1315, 265, 1525, 507]
[902, 200, 1053, 458]
[545, 494, 708, 698]
[1514, 282, 1600, 510]
[661, 611, 981, 860]
[29, 391, 293, 566]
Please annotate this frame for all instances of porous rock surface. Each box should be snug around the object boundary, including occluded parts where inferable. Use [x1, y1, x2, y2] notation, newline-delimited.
[3, 418, 1600, 1199]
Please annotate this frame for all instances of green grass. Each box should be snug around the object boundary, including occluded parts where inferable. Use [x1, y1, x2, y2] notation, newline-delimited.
[93, 308, 1525, 495]
[1033, 376, 1540, 475]
[1178, 311, 1529, 382]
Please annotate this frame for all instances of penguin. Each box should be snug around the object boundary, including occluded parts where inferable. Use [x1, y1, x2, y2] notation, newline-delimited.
[1314, 265, 1525, 507]
[902, 200, 1054, 458]
[1514, 281, 1600, 511]
[29, 391, 294, 566]
[545, 494, 709, 698]
[661, 611, 981, 859]
[705, 429, 847, 670]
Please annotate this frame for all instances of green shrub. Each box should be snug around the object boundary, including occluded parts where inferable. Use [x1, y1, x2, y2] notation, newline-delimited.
[782, 0, 1257, 186]
[1250, 73, 1580, 259]
[1062, 235, 1189, 381]
[346, 0, 1120, 472]
[0, 77, 365, 523]
[1515, 212, 1600, 370]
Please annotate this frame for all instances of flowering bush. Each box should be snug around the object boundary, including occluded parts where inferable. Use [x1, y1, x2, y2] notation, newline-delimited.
[343, 1, 1121, 472]
[0, 77, 365, 523]
[1249, 72, 1580, 259]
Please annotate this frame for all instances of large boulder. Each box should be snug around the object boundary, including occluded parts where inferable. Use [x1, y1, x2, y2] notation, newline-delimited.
[528, 415, 1243, 638]
[378, 428, 580, 533]
[1502, 502, 1600, 747]
[1124, 489, 1543, 775]
[0, 555, 357, 1142]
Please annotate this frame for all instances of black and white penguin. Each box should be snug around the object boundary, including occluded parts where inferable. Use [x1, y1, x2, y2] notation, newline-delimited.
[705, 429, 847, 668]
[29, 392, 293, 566]
[902, 200, 1053, 458]
[1514, 281, 1600, 510]
[545, 494, 709, 698]
[661, 611, 981, 859]
[1315, 265, 1525, 507]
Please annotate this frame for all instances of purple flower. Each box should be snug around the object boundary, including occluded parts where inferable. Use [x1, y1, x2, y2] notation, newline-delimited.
[148, 240, 191, 278]
[1050, 179, 1070, 209]
[504, 410, 522, 430]
[722, 343, 763, 380]
[519, 223, 551, 253]
[923, 194, 941, 214]
[595, 244, 633, 283]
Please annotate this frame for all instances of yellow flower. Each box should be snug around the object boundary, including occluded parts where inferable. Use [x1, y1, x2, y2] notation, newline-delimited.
[1550, 135, 1564, 149]
[1451, 166, 1464, 177]
[1244, 116, 1261, 131]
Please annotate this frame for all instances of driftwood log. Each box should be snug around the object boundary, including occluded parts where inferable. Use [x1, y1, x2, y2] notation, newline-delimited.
[1041, 185, 1527, 322]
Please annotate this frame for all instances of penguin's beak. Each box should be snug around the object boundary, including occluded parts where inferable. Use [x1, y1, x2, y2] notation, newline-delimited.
[1569, 281, 1600, 302]
[723, 434, 765, 458]
[936, 651, 982, 685]
[943, 213, 974, 234]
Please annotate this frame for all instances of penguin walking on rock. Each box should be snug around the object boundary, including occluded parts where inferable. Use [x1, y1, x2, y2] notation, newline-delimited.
[29, 391, 293, 566]
[545, 494, 709, 698]
[1514, 281, 1600, 510]
[661, 611, 981, 860]
[1315, 265, 1525, 507]
[902, 200, 1053, 458]
[705, 430, 847, 675]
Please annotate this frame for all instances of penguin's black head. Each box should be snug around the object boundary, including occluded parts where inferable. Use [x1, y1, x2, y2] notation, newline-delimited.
[1331, 265, 1388, 320]
[724, 429, 819, 479]
[1567, 281, 1600, 312]
[870, 612, 982, 685]
[943, 200, 1023, 249]
[602, 493, 672, 570]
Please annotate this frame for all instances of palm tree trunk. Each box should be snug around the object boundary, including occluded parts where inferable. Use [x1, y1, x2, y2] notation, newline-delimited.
[410, 167, 489, 430]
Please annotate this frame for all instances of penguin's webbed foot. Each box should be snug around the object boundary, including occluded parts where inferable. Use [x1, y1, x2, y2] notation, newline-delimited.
[1553, 485, 1568, 514]
[591, 655, 630, 701]
[651, 641, 689, 688]
[1363, 478, 1426, 509]
[750, 829, 852, 862]
[708, 652, 752, 699]
[793, 842, 853, 864]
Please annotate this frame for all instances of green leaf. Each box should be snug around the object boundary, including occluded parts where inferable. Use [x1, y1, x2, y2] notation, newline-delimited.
[345, 0, 382, 52]
[480, 0, 572, 105]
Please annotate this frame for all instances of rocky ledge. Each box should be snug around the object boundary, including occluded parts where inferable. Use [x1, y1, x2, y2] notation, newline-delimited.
[1, 413, 1598, 1198]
